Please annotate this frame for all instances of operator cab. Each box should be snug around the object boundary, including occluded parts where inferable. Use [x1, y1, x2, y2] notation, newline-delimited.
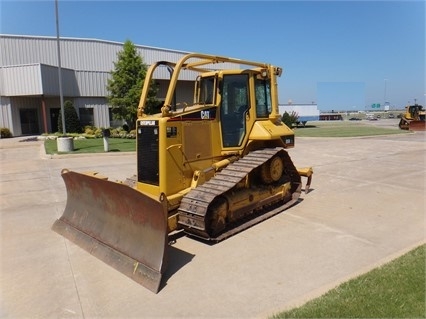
[196, 71, 274, 148]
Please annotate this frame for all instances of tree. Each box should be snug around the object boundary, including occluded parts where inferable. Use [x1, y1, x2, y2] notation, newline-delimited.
[106, 40, 158, 130]
[58, 100, 82, 133]
[281, 111, 299, 128]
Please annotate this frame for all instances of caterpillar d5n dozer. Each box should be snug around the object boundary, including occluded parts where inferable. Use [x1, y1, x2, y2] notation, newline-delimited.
[398, 104, 426, 131]
[52, 53, 313, 293]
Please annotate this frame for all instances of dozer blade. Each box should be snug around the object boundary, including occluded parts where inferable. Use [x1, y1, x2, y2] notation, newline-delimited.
[52, 170, 168, 293]
[408, 121, 426, 131]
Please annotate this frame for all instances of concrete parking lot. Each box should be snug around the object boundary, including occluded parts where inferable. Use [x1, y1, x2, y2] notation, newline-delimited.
[1, 127, 425, 318]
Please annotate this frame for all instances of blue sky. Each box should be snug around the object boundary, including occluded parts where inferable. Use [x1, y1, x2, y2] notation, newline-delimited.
[1, 0, 425, 111]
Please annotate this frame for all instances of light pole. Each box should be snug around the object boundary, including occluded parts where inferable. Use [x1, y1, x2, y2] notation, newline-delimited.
[55, 0, 66, 135]
[55, 0, 73, 152]
[384, 79, 388, 105]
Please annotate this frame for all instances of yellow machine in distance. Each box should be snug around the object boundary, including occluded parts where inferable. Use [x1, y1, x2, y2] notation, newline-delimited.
[398, 104, 426, 131]
[52, 53, 313, 293]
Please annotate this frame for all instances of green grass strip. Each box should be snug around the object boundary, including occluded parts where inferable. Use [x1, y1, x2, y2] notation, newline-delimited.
[44, 121, 408, 154]
[294, 122, 409, 138]
[44, 138, 136, 154]
[272, 244, 425, 318]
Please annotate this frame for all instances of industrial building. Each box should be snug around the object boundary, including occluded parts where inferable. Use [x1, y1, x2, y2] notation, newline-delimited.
[1, 34, 319, 136]
[279, 103, 320, 123]
[0, 34, 200, 136]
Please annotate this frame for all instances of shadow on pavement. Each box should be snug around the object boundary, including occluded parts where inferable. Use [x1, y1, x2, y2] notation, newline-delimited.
[161, 245, 195, 291]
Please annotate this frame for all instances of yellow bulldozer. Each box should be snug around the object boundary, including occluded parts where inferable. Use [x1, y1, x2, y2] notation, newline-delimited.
[52, 53, 313, 293]
[398, 104, 426, 131]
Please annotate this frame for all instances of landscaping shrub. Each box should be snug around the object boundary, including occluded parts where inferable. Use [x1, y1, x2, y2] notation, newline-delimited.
[84, 125, 96, 135]
[0, 127, 12, 138]
[57, 100, 82, 133]
[94, 127, 103, 137]
[70, 125, 135, 139]
[128, 129, 136, 138]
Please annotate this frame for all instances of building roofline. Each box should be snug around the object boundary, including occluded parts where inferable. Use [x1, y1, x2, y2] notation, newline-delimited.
[279, 103, 318, 106]
[0, 62, 41, 69]
[0, 33, 191, 55]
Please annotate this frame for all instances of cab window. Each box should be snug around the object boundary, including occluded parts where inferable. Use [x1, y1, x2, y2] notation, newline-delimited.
[255, 78, 272, 118]
[198, 76, 215, 104]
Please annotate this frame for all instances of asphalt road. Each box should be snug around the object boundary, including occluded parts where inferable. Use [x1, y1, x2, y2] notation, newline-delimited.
[1, 126, 424, 318]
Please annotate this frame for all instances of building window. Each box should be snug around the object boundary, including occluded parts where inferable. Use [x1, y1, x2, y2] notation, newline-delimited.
[79, 108, 94, 127]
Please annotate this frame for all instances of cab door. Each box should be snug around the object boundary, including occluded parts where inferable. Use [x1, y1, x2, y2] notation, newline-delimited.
[220, 74, 249, 147]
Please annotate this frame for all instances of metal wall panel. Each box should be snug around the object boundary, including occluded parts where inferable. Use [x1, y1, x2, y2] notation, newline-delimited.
[1, 36, 57, 68]
[1, 35, 241, 82]
[0, 64, 42, 96]
[0, 35, 190, 72]
[74, 97, 112, 128]
[40, 64, 78, 96]
[75, 70, 110, 96]
[10, 98, 22, 136]
[93, 103, 110, 128]
[175, 81, 194, 105]
[0, 96, 12, 130]
[74, 97, 106, 108]
[0, 64, 79, 96]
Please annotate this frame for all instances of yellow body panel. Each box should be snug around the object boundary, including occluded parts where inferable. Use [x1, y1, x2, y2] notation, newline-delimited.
[249, 120, 294, 140]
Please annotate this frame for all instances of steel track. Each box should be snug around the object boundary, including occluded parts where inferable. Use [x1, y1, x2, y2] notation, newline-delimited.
[177, 147, 301, 241]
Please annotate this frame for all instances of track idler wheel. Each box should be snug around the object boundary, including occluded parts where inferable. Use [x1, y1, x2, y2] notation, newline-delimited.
[260, 155, 284, 184]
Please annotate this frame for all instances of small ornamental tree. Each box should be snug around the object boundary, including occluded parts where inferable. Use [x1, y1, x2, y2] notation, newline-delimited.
[107, 40, 158, 130]
[281, 111, 299, 128]
[57, 100, 82, 133]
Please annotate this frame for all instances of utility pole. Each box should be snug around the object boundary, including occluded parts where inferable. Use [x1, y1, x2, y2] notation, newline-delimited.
[384, 79, 387, 105]
[55, 0, 66, 135]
